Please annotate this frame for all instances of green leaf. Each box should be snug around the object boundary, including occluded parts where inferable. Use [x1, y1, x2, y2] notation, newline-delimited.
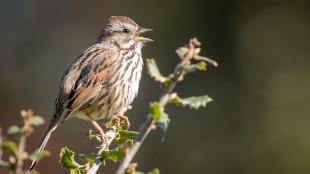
[132, 172, 145, 174]
[70, 168, 81, 174]
[28, 150, 50, 161]
[26, 169, 40, 174]
[195, 62, 207, 71]
[176, 47, 189, 59]
[79, 153, 96, 166]
[115, 130, 138, 145]
[2, 141, 18, 155]
[171, 95, 213, 109]
[31, 116, 45, 126]
[187, 62, 207, 73]
[101, 148, 123, 162]
[86, 130, 101, 142]
[148, 168, 160, 174]
[7, 125, 21, 135]
[150, 102, 161, 120]
[59, 147, 81, 169]
[129, 168, 160, 174]
[146, 58, 169, 83]
[119, 130, 138, 139]
[150, 102, 170, 130]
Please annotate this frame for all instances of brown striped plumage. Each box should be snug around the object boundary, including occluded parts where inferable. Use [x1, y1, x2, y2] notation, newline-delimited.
[29, 16, 152, 170]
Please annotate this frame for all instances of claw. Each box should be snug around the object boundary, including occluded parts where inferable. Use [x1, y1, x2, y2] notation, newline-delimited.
[111, 115, 130, 130]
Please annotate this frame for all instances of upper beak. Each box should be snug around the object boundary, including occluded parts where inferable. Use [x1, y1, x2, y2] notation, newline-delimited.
[137, 27, 153, 42]
[139, 27, 153, 33]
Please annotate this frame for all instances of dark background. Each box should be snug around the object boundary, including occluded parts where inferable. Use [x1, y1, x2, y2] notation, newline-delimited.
[1, 0, 310, 173]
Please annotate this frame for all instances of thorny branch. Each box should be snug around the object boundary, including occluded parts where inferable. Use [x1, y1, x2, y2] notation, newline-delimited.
[116, 38, 218, 174]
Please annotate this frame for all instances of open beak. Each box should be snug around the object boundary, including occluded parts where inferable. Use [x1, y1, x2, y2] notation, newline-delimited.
[137, 27, 153, 43]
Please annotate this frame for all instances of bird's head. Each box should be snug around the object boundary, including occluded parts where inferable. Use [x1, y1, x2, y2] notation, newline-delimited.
[98, 16, 153, 48]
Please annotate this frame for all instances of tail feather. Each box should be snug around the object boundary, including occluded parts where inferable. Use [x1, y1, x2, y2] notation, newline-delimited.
[29, 125, 58, 170]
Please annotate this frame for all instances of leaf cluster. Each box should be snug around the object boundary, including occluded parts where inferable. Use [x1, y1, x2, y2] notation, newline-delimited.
[0, 109, 48, 174]
[146, 38, 217, 130]
[59, 120, 138, 174]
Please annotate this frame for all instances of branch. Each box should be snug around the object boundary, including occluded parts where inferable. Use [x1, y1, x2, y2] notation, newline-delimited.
[115, 95, 173, 174]
[0, 109, 47, 174]
[116, 38, 216, 174]
[15, 110, 32, 174]
[115, 68, 183, 174]
[15, 135, 26, 174]
[59, 115, 138, 174]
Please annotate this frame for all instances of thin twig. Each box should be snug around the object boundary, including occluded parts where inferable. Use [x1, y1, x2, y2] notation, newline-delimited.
[115, 76, 181, 174]
[115, 38, 199, 174]
[15, 135, 26, 174]
[15, 110, 34, 174]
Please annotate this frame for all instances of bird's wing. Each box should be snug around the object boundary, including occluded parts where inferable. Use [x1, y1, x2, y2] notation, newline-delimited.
[54, 44, 115, 120]
[68, 60, 110, 111]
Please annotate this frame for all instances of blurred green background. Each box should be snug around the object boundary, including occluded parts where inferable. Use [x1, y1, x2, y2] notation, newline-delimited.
[1, 0, 310, 173]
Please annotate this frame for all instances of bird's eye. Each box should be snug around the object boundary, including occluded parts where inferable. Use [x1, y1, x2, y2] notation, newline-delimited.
[123, 28, 129, 33]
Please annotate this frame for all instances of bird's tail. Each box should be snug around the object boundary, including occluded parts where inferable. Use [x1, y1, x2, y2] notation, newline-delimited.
[29, 123, 58, 170]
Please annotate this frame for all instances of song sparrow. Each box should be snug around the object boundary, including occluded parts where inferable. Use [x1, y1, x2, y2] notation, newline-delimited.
[29, 16, 152, 170]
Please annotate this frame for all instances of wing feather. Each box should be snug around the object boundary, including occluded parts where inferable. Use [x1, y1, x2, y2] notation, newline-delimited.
[54, 44, 114, 119]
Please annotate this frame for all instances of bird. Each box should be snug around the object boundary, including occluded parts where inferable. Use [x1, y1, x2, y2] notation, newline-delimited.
[29, 16, 152, 170]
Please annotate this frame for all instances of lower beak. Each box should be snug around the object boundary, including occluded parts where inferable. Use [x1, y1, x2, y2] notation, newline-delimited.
[137, 36, 153, 42]
[137, 27, 153, 43]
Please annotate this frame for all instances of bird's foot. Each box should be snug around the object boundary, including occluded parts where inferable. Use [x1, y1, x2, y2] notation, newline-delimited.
[88, 119, 109, 148]
[111, 115, 130, 130]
